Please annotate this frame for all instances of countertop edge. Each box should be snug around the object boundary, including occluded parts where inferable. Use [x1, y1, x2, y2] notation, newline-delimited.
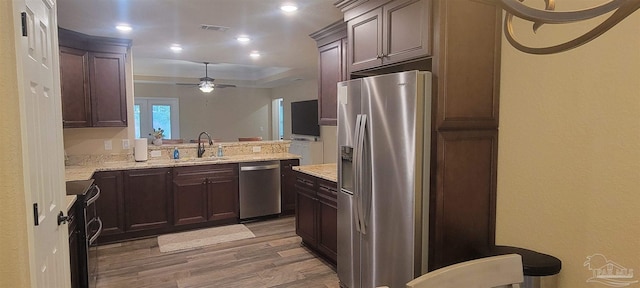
[293, 163, 337, 183]
[66, 153, 302, 181]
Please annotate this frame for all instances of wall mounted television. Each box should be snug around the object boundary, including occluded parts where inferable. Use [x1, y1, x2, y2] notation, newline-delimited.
[291, 100, 320, 137]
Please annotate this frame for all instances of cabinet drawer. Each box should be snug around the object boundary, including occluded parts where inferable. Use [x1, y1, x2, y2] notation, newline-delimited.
[317, 179, 337, 206]
[174, 164, 237, 179]
[295, 172, 316, 190]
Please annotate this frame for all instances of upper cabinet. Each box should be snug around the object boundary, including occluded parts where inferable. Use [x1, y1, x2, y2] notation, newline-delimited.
[59, 28, 131, 128]
[345, 0, 431, 72]
[310, 21, 348, 126]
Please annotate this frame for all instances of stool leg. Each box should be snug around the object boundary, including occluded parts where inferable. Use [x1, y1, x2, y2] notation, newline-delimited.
[523, 276, 541, 288]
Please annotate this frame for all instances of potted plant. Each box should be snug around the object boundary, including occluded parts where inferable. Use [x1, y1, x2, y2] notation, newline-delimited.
[150, 128, 164, 145]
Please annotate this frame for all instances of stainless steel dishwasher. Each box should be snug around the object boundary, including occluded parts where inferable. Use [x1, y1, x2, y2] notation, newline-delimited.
[239, 161, 281, 219]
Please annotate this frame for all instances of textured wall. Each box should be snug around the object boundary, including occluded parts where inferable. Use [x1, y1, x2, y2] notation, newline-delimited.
[497, 2, 640, 287]
[0, 1, 32, 287]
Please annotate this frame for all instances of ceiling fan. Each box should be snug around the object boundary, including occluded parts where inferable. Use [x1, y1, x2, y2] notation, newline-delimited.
[178, 62, 237, 93]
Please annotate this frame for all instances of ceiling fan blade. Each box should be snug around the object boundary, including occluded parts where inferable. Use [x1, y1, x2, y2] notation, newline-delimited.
[212, 84, 237, 88]
[175, 83, 198, 86]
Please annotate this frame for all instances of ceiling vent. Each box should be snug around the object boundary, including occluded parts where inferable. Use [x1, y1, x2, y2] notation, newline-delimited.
[200, 24, 230, 32]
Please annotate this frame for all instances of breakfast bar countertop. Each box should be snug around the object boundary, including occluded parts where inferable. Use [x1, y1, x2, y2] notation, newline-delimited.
[293, 163, 337, 182]
[65, 153, 301, 182]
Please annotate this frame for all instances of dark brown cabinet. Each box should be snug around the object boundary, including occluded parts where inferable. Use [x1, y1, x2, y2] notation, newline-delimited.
[123, 168, 173, 232]
[280, 159, 300, 214]
[93, 171, 125, 237]
[346, 0, 431, 72]
[310, 21, 348, 126]
[316, 179, 338, 263]
[173, 164, 239, 226]
[59, 28, 130, 128]
[294, 171, 337, 264]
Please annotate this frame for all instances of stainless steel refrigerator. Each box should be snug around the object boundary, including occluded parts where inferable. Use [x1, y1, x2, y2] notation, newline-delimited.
[337, 70, 432, 288]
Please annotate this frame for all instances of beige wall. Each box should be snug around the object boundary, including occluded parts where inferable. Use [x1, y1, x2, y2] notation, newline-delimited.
[0, 2, 31, 287]
[497, 4, 640, 287]
[272, 79, 338, 163]
[135, 83, 273, 142]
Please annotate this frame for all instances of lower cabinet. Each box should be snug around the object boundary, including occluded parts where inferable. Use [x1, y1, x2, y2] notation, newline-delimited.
[294, 171, 337, 264]
[173, 164, 239, 226]
[123, 168, 173, 232]
[281, 159, 300, 214]
[93, 171, 125, 237]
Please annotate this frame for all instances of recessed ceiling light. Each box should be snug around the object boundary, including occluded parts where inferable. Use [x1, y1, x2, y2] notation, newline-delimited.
[250, 51, 261, 58]
[170, 45, 183, 52]
[236, 36, 251, 43]
[280, 4, 298, 12]
[115, 24, 132, 32]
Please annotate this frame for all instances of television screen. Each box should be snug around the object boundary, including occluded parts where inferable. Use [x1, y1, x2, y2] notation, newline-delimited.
[291, 100, 320, 137]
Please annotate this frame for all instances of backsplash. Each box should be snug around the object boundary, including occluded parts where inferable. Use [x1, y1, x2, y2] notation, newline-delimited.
[66, 140, 292, 166]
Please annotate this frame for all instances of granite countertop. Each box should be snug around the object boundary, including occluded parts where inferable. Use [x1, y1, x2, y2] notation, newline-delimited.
[65, 152, 301, 181]
[293, 163, 337, 182]
[65, 195, 77, 212]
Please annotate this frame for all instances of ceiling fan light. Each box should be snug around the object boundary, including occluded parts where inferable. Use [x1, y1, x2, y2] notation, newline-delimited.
[199, 81, 215, 93]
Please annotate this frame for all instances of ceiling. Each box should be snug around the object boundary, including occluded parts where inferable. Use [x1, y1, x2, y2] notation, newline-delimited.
[57, 0, 343, 88]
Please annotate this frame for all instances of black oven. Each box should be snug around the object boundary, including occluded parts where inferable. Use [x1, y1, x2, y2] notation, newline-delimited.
[67, 180, 103, 288]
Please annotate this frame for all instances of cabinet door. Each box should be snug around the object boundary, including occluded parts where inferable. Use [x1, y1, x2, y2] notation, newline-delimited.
[318, 39, 344, 126]
[348, 8, 383, 72]
[317, 179, 338, 263]
[382, 0, 431, 65]
[280, 159, 300, 214]
[207, 164, 239, 222]
[295, 174, 318, 246]
[89, 52, 127, 127]
[123, 168, 173, 232]
[60, 46, 91, 128]
[93, 171, 125, 236]
[431, 130, 497, 269]
[172, 174, 208, 226]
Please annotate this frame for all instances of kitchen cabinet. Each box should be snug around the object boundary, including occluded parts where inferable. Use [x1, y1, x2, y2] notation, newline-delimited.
[173, 164, 239, 226]
[316, 178, 338, 263]
[310, 21, 348, 126]
[335, 0, 502, 270]
[68, 200, 80, 288]
[59, 28, 130, 128]
[93, 171, 125, 237]
[294, 171, 337, 264]
[280, 159, 300, 214]
[345, 0, 431, 72]
[123, 168, 173, 232]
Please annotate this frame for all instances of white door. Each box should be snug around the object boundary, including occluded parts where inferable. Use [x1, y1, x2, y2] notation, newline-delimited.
[14, 0, 70, 286]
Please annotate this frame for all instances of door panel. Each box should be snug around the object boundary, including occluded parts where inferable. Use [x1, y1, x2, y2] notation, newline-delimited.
[123, 168, 173, 231]
[59, 46, 90, 127]
[89, 52, 127, 127]
[383, 0, 431, 64]
[348, 8, 382, 71]
[18, 0, 70, 285]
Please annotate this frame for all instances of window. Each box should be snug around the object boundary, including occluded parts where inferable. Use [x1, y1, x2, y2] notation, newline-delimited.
[134, 98, 180, 139]
[272, 98, 284, 140]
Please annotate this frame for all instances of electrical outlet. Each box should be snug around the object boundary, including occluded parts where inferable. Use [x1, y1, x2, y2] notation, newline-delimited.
[150, 150, 162, 158]
[104, 140, 112, 150]
[122, 139, 130, 149]
[252, 146, 261, 153]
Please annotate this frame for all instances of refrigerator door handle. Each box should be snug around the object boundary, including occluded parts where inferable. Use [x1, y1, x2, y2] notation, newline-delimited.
[356, 114, 368, 235]
[353, 114, 363, 233]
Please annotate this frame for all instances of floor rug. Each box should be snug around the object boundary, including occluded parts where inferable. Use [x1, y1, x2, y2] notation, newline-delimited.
[157, 224, 256, 253]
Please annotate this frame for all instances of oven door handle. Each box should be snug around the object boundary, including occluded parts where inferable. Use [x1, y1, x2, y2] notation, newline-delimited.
[85, 185, 101, 206]
[88, 217, 103, 246]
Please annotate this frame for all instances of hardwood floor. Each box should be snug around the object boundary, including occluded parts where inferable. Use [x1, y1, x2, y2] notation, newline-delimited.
[96, 216, 339, 288]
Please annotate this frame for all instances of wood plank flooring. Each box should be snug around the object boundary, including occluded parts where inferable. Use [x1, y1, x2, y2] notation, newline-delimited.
[96, 216, 339, 288]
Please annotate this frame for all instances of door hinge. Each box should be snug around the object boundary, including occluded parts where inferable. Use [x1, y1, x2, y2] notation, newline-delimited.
[33, 203, 39, 226]
[21, 12, 27, 37]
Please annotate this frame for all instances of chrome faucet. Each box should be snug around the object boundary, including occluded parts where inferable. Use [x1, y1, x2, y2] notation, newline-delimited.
[197, 132, 213, 158]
